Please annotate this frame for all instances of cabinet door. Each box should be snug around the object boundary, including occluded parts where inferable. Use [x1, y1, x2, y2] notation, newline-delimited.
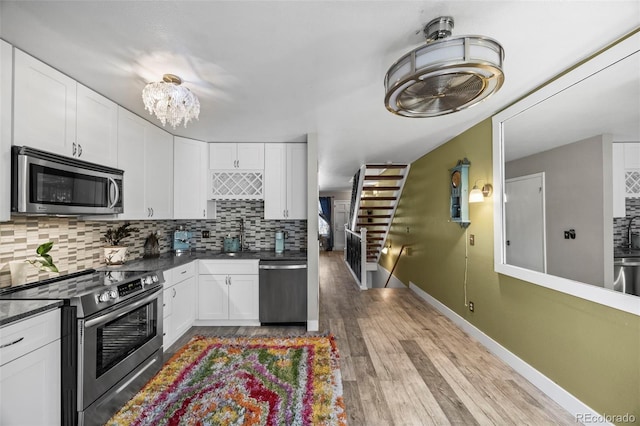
[613, 143, 626, 217]
[286, 143, 308, 219]
[76, 84, 118, 166]
[144, 125, 174, 219]
[116, 108, 147, 219]
[174, 137, 208, 219]
[0, 341, 60, 425]
[209, 143, 236, 169]
[172, 276, 196, 338]
[197, 275, 229, 320]
[13, 49, 76, 155]
[264, 143, 287, 219]
[0, 41, 12, 222]
[228, 274, 259, 320]
[237, 143, 264, 169]
[162, 312, 174, 350]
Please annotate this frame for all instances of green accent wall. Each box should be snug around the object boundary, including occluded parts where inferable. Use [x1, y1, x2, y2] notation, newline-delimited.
[381, 118, 640, 424]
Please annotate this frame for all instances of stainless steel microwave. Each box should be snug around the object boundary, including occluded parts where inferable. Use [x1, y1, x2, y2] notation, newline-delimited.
[11, 146, 124, 215]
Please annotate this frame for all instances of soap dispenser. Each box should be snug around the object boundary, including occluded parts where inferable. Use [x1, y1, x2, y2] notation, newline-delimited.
[275, 231, 285, 254]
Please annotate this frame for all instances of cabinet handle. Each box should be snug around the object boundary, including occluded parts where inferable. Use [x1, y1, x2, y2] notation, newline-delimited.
[0, 337, 24, 349]
[72, 143, 77, 156]
[173, 288, 177, 298]
[147, 208, 151, 217]
[78, 144, 83, 157]
[151, 207, 154, 217]
[203, 209, 206, 218]
[228, 275, 232, 285]
[180, 270, 187, 275]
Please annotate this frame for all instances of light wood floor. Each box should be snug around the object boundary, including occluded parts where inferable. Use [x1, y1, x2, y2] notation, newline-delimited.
[167, 251, 575, 425]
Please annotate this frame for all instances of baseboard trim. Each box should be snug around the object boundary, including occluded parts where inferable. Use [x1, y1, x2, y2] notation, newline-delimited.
[409, 282, 609, 425]
[307, 320, 319, 331]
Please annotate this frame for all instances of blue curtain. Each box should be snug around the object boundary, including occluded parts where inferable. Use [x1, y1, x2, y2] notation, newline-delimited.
[319, 196, 333, 251]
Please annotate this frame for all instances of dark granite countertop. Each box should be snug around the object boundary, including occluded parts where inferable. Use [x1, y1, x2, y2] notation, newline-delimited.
[1, 250, 306, 325]
[97, 249, 308, 272]
[0, 299, 63, 327]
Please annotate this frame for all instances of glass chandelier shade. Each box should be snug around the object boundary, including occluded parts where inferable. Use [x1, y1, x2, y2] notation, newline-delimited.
[142, 74, 200, 129]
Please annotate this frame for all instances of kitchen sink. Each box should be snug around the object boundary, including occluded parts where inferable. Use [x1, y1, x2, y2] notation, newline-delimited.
[613, 257, 640, 296]
[614, 257, 640, 266]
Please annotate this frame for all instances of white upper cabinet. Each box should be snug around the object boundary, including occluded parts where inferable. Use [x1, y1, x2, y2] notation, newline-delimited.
[13, 49, 118, 166]
[1, 40, 12, 222]
[75, 84, 118, 165]
[117, 107, 173, 220]
[13, 49, 76, 155]
[209, 143, 264, 170]
[264, 143, 307, 220]
[174, 136, 208, 219]
[144, 124, 173, 219]
[116, 109, 147, 220]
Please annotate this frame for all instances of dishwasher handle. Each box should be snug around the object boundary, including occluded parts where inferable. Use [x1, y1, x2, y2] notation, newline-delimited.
[259, 263, 307, 270]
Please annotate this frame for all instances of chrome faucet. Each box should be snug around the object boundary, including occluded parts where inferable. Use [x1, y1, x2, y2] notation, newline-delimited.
[627, 216, 640, 249]
[239, 218, 246, 251]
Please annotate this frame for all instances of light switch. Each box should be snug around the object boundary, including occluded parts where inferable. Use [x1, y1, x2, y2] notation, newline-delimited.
[470, 234, 475, 246]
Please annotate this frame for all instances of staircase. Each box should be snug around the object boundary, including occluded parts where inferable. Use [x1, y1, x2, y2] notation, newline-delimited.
[349, 163, 410, 264]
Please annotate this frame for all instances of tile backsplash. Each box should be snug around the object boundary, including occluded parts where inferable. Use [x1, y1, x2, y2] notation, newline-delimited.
[613, 197, 640, 248]
[0, 200, 306, 287]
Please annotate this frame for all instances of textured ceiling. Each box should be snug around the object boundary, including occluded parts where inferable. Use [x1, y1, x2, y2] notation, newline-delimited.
[1, 1, 639, 190]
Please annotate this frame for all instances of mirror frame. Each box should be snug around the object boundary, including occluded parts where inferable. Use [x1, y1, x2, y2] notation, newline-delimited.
[492, 30, 640, 317]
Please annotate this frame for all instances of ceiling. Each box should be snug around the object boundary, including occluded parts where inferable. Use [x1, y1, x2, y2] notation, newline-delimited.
[1, 1, 639, 190]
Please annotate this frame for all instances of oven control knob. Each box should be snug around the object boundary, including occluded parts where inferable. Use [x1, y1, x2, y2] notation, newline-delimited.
[109, 290, 118, 299]
[151, 275, 159, 283]
[143, 276, 153, 285]
[98, 292, 110, 303]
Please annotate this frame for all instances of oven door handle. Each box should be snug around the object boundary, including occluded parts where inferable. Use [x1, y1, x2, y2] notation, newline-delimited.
[84, 288, 162, 328]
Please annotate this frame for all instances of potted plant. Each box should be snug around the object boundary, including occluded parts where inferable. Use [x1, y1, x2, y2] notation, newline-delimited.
[10, 241, 59, 286]
[103, 223, 139, 265]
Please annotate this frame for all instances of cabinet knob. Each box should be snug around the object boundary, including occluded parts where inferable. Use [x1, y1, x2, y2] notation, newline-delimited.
[72, 143, 77, 156]
[78, 144, 83, 157]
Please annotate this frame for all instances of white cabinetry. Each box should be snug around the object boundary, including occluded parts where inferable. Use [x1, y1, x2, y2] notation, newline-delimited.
[264, 143, 308, 219]
[174, 137, 210, 219]
[0, 309, 61, 425]
[13, 49, 117, 166]
[1, 40, 12, 222]
[163, 262, 196, 351]
[209, 143, 264, 170]
[196, 260, 259, 325]
[117, 107, 173, 220]
[613, 142, 640, 217]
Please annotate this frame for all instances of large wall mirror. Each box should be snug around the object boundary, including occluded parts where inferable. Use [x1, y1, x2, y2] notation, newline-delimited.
[493, 30, 640, 316]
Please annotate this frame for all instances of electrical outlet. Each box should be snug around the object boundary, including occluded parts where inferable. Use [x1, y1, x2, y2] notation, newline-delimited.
[468, 301, 474, 312]
[202, 230, 210, 238]
[469, 234, 475, 246]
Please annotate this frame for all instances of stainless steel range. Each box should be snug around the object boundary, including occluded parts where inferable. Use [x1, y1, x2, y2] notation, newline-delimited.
[1, 269, 164, 426]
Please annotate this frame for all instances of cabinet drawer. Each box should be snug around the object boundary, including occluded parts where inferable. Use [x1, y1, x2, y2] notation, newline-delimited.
[198, 259, 259, 275]
[170, 262, 196, 282]
[0, 309, 60, 366]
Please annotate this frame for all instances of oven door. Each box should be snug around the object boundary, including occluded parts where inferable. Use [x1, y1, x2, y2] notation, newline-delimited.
[78, 288, 163, 410]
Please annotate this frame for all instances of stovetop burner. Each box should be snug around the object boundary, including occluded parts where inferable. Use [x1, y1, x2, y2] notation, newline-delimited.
[1, 268, 164, 317]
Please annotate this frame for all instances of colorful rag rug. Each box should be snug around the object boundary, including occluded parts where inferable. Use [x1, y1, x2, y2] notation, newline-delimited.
[106, 335, 347, 426]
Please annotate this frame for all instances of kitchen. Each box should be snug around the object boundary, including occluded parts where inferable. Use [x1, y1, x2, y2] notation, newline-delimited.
[0, 39, 317, 426]
[0, 2, 639, 426]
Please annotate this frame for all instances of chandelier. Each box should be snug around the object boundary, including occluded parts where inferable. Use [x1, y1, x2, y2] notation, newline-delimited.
[142, 74, 200, 128]
[384, 16, 504, 117]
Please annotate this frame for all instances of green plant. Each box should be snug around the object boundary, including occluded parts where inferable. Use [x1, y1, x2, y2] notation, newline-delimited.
[104, 223, 140, 246]
[26, 241, 58, 273]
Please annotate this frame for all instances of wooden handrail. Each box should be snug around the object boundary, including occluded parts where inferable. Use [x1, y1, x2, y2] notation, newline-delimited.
[384, 245, 408, 288]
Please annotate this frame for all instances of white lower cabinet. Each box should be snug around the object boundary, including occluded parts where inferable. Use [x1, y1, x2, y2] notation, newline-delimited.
[0, 309, 61, 425]
[196, 260, 259, 325]
[162, 263, 196, 351]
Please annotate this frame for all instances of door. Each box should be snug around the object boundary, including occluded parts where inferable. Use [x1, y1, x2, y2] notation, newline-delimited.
[174, 137, 208, 219]
[117, 108, 146, 219]
[144, 124, 173, 219]
[236, 143, 264, 169]
[76, 84, 118, 166]
[209, 143, 236, 169]
[264, 143, 287, 219]
[333, 200, 350, 250]
[505, 173, 546, 273]
[172, 276, 196, 337]
[228, 274, 259, 320]
[197, 275, 229, 320]
[286, 143, 308, 219]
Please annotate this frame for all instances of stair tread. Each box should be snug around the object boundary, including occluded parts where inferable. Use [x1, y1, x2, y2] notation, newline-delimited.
[362, 186, 400, 191]
[361, 196, 397, 201]
[366, 164, 408, 169]
[364, 175, 404, 180]
[359, 206, 394, 210]
[358, 214, 392, 218]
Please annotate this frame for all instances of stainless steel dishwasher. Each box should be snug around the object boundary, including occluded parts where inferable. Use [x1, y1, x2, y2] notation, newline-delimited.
[259, 260, 307, 324]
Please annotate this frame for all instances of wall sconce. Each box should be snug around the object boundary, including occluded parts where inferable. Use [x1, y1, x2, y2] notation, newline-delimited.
[381, 241, 391, 254]
[469, 180, 493, 203]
